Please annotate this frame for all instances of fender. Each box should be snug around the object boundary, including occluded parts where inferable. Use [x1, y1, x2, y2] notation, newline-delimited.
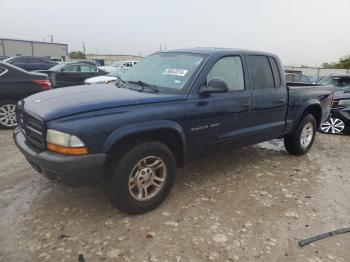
[297, 99, 322, 122]
[285, 98, 322, 135]
[103, 120, 187, 160]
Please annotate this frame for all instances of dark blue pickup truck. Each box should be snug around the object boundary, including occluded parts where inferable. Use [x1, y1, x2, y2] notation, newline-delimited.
[13, 48, 333, 214]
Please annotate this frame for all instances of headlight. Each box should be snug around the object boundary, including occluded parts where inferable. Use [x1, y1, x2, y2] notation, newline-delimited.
[46, 129, 89, 155]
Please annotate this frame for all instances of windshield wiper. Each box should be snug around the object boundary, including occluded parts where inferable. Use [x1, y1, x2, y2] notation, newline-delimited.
[127, 80, 159, 93]
[115, 76, 126, 88]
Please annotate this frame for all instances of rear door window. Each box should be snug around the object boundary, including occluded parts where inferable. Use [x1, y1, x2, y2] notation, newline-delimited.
[268, 57, 282, 87]
[248, 56, 275, 89]
[80, 65, 98, 72]
[62, 65, 80, 72]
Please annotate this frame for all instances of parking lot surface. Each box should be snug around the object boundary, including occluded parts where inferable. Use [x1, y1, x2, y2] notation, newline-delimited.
[0, 129, 349, 262]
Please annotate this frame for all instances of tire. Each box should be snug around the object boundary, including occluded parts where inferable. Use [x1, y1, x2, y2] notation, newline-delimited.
[0, 100, 18, 129]
[107, 141, 176, 214]
[284, 114, 316, 155]
[320, 117, 345, 134]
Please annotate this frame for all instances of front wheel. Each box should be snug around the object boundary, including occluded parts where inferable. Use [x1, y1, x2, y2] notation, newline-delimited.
[107, 141, 176, 214]
[284, 114, 316, 155]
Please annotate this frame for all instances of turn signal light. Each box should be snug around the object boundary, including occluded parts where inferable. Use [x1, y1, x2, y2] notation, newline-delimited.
[47, 143, 89, 155]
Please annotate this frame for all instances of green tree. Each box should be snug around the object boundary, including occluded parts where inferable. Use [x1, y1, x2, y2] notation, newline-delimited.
[321, 54, 350, 69]
[69, 51, 86, 59]
[337, 55, 350, 69]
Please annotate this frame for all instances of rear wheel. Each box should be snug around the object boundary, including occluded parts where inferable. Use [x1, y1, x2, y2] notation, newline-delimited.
[284, 114, 316, 155]
[107, 141, 176, 214]
[320, 117, 345, 134]
[0, 101, 17, 129]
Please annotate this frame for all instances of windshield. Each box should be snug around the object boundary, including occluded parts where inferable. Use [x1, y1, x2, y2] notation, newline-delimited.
[318, 76, 350, 89]
[121, 52, 205, 93]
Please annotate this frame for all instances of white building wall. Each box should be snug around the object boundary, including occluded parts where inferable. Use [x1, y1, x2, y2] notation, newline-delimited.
[32, 42, 68, 58]
[0, 38, 68, 59]
[2, 39, 32, 56]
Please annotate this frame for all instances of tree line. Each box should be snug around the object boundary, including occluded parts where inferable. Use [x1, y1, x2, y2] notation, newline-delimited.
[321, 55, 350, 69]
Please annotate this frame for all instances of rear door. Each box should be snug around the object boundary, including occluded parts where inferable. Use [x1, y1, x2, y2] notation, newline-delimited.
[248, 55, 287, 140]
[79, 65, 102, 84]
[56, 64, 81, 87]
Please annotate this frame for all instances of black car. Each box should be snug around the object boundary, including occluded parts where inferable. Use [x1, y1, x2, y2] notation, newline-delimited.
[320, 90, 350, 134]
[4, 56, 57, 71]
[317, 74, 350, 91]
[0, 62, 51, 129]
[37, 62, 108, 88]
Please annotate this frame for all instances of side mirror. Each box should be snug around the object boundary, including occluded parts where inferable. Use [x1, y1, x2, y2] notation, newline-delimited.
[199, 79, 229, 95]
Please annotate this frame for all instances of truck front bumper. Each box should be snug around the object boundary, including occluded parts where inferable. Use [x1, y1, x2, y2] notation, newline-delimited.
[13, 128, 106, 186]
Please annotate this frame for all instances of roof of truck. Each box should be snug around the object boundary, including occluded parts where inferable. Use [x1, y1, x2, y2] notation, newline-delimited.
[165, 47, 277, 57]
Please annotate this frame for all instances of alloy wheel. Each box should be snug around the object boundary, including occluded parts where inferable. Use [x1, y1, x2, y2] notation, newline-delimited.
[0, 103, 17, 128]
[128, 156, 167, 201]
[320, 118, 345, 134]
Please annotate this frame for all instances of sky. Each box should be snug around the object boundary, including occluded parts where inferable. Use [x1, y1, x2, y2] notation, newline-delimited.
[0, 0, 349, 66]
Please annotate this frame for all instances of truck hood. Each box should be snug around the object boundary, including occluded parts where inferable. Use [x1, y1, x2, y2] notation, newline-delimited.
[23, 84, 186, 121]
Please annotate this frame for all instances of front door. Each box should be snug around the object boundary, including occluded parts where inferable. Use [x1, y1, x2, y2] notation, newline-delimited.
[185, 55, 251, 154]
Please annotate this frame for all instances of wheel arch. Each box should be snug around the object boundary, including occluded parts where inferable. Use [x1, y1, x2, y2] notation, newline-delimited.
[103, 121, 187, 173]
[301, 103, 323, 127]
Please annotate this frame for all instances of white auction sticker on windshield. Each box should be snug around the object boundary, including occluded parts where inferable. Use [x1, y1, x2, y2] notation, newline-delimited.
[163, 68, 188, 76]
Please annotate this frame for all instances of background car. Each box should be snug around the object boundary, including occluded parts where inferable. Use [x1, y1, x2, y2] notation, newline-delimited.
[285, 73, 311, 83]
[4, 56, 57, 71]
[317, 74, 350, 91]
[0, 62, 51, 129]
[110, 60, 138, 68]
[76, 60, 97, 66]
[50, 57, 64, 63]
[84, 67, 129, 84]
[320, 90, 350, 134]
[97, 66, 117, 73]
[37, 62, 108, 88]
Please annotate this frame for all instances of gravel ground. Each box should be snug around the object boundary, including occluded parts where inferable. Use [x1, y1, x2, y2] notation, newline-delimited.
[0, 129, 349, 262]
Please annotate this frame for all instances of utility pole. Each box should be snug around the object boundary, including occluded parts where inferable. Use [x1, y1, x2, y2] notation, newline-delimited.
[164, 44, 167, 51]
[160, 44, 162, 51]
[82, 41, 86, 54]
[50, 35, 53, 42]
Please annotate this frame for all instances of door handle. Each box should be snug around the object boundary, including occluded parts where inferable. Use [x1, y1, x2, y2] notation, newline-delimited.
[279, 99, 286, 104]
[241, 103, 250, 109]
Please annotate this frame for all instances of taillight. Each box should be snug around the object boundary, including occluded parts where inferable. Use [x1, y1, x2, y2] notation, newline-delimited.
[332, 98, 339, 108]
[33, 80, 52, 91]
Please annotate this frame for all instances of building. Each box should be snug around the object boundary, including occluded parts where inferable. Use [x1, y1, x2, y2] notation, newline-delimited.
[85, 54, 144, 65]
[0, 38, 68, 60]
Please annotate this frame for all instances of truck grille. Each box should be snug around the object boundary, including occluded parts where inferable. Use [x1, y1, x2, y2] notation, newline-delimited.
[17, 109, 46, 150]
